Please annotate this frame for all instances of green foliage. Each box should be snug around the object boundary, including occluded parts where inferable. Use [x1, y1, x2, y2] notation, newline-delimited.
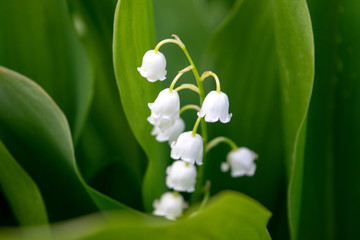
[202, 0, 313, 238]
[293, 0, 360, 239]
[113, 0, 168, 211]
[0, 66, 135, 221]
[65, 0, 145, 210]
[0, 66, 96, 221]
[0, 0, 93, 142]
[0, 0, 358, 239]
[78, 192, 271, 240]
[0, 191, 270, 240]
[0, 141, 48, 226]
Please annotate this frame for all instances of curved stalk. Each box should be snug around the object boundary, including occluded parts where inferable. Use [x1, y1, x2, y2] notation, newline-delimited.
[175, 84, 199, 94]
[180, 104, 201, 115]
[201, 71, 221, 93]
[206, 136, 238, 152]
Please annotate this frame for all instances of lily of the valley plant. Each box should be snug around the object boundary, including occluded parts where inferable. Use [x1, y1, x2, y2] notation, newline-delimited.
[138, 35, 258, 220]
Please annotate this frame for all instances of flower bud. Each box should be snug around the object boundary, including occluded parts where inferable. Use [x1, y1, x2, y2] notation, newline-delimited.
[166, 161, 197, 192]
[153, 192, 187, 220]
[137, 50, 167, 82]
[171, 131, 203, 165]
[198, 91, 232, 123]
[148, 88, 180, 129]
[221, 147, 257, 177]
[151, 118, 185, 144]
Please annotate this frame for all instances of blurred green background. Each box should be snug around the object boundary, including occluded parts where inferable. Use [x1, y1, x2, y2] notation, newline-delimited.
[0, 0, 359, 239]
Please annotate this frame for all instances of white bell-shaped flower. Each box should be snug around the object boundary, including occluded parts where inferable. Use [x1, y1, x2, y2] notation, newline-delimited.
[148, 88, 180, 129]
[198, 91, 232, 123]
[153, 192, 187, 220]
[137, 50, 167, 82]
[166, 160, 197, 192]
[171, 131, 203, 165]
[221, 147, 258, 177]
[151, 118, 185, 144]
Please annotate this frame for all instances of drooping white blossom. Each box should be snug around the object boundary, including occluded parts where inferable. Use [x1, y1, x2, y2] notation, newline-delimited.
[166, 160, 197, 192]
[153, 192, 187, 220]
[151, 118, 185, 144]
[198, 91, 232, 123]
[221, 147, 258, 177]
[147, 88, 180, 129]
[171, 131, 203, 165]
[137, 50, 167, 82]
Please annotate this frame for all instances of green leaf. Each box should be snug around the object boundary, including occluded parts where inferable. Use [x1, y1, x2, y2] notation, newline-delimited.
[0, 66, 96, 221]
[113, 0, 168, 211]
[0, 0, 93, 141]
[65, 0, 145, 210]
[292, 0, 360, 239]
[0, 191, 271, 240]
[153, 0, 213, 70]
[201, 0, 313, 238]
[0, 66, 136, 221]
[287, 117, 307, 239]
[272, 1, 314, 239]
[82, 192, 271, 240]
[0, 141, 48, 226]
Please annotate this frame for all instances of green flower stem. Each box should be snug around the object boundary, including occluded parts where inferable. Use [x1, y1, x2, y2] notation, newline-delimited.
[175, 84, 199, 94]
[179, 104, 200, 115]
[201, 71, 221, 93]
[177, 36, 209, 205]
[191, 116, 202, 137]
[206, 136, 238, 152]
[154, 35, 184, 53]
[153, 34, 207, 141]
[169, 65, 193, 92]
[188, 181, 211, 218]
[197, 180, 211, 212]
[153, 35, 208, 205]
[179, 43, 207, 143]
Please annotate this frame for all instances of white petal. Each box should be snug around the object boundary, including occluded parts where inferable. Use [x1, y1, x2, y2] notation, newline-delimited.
[221, 162, 230, 172]
[138, 50, 167, 82]
[166, 161, 197, 192]
[170, 141, 183, 159]
[225, 147, 258, 178]
[152, 192, 186, 220]
[152, 118, 185, 143]
[148, 89, 180, 123]
[170, 132, 203, 165]
[166, 165, 172, 175]
[246, 164, 257, 176]
[197, 110, 205, 118]
[199, 91, 232, 123]
[195, 150, 203, 165]
[231, 169, 247, 177]
[220, 112, 232, 123]
[204, 110, 220, 122]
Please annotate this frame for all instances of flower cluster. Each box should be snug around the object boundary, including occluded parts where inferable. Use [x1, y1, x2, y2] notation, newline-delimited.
[137, 35, 257, 220]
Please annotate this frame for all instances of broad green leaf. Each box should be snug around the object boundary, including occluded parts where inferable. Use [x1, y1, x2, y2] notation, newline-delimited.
[0, 0, 93, 141]
[153, 0, 237, 67]
[0, 66, 136, 221]
[113, 0, 168, 211]
[287, 117, 307, 239]
[81, 192, 271, 240]
[65, 0, 144, 210]
[201, 0, 313, 238]
[0, 141, 48, 226]
[0, 191, 271, 240]
[0, 66, 96, 221]
[272, 1, 314, 239]
[153, 0, 212, 72]
[292, 0, 360, 239]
